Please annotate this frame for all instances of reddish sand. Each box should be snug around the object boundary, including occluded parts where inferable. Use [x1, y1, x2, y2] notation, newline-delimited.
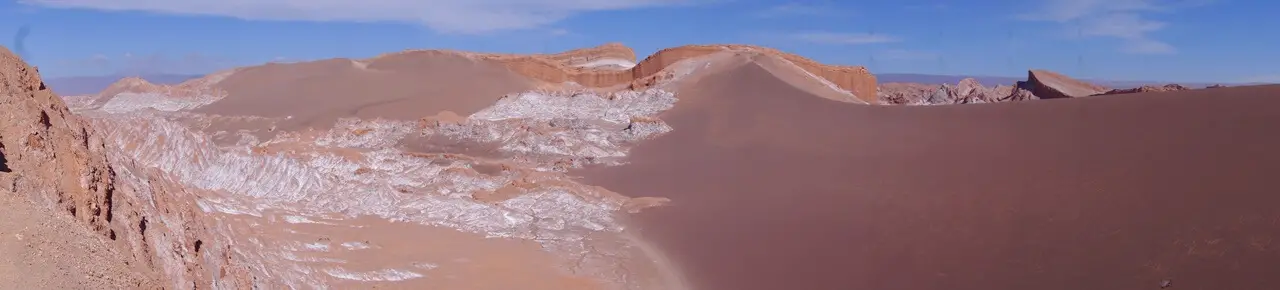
[577, 61, 1280, 290]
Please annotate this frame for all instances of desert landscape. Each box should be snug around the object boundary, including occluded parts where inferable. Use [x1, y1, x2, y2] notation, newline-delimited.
[3, 31, 1280, 290]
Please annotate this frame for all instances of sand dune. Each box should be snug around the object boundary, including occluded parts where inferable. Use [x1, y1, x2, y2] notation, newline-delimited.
[197, 54, 535, 131]
[12, 38, 1280, 290]
[578, 60, 1280, 290]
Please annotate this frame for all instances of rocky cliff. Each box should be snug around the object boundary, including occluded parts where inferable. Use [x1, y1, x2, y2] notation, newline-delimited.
[0, 45, 116, 237]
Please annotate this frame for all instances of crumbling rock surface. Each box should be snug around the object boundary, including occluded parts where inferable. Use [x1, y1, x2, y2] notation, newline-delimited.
[0, 45, 117, 239]
[1019, 69, 1108, 99]
[878, 78, 1039, 105]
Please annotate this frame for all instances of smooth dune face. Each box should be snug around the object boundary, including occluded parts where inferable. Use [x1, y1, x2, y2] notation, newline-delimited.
[197, 53, 534, 131]
[577, 62, 1280, 290]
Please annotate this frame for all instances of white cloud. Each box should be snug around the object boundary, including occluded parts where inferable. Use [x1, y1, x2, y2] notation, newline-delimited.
[795, 32, 900, 45]
[876, 49, 939, 61]
[18, 0, 694, 34]
[1017, 0, 1164, 22]
[1018, 0, 1203, 54]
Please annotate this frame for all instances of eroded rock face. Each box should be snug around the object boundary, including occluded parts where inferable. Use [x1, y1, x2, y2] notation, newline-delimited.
[0, 45, 116, 237]
[1020, 69, 1108, 99]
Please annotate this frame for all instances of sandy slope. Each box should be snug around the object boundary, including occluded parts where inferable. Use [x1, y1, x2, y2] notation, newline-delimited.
[0, 193, 161, 289]
[196, 54, 534, 131]
[577, 58, 1280, 290]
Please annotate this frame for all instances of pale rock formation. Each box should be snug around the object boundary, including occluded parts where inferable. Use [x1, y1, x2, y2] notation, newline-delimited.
[878, 78, 1039, 105]
[1019, 69, 1108, 99]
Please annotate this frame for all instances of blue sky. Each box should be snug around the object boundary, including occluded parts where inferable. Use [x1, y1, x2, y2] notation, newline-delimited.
[1, 0, 1276, 83]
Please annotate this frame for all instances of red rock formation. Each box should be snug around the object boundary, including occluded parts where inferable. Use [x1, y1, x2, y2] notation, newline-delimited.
[0, 46, 116, 237]
[1019, 69, 1108, 99]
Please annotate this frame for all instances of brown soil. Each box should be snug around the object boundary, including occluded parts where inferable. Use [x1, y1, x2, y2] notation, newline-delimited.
[576, 60, 1280, 290]
[0, 192, 161, 289]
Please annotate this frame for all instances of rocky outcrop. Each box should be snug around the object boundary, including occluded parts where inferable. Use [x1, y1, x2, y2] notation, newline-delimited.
[1100, 84, 1191, 95]
[0, 45, 117, 237]
[1018, 69, 1108, 99]
[878, 78, 1038, 105]
[0, 45, 253, 289]
[377, 43, 879, 103]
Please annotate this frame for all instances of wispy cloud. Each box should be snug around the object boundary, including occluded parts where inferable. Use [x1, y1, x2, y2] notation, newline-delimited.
[876, 49, 939, 61]
[794, 32, 900, 45]
[18, 0, 697, 34]
[1018, 0, 1207, 54]
[753, 3, 839, 18]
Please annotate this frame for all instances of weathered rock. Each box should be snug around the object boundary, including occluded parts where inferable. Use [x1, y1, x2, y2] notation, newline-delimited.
[1020, 69, 1108, 99]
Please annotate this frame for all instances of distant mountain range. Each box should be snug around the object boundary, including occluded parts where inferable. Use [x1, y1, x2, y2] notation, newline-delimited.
[42, 72, 1251, 97]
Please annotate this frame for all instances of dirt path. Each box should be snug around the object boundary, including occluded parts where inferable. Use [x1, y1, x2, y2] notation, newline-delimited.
[0, 193, 161, 289]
